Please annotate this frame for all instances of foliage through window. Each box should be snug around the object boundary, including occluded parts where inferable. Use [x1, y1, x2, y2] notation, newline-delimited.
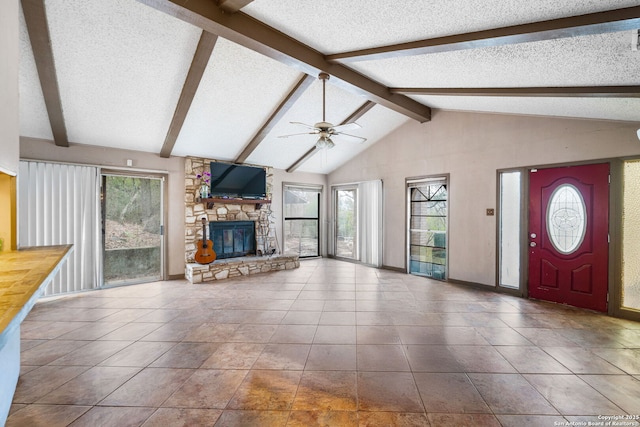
[103, 175, 163, 286]
[335, 188, 357, 259]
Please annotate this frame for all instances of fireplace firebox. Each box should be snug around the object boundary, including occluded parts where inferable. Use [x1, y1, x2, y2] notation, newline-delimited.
[209, 221, 256, 259]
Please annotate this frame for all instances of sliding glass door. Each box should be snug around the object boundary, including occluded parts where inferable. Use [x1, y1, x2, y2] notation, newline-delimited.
[283, 184, 321, 257]
[102, 174, 164, 286]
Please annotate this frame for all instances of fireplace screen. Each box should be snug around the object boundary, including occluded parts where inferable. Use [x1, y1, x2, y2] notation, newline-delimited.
[209, 221, 256, 259]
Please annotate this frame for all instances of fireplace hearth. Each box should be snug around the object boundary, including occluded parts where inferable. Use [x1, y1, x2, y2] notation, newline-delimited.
[209, 221, 255, 259]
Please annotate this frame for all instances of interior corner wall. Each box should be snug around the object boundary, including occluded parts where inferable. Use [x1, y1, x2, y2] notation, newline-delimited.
[328, 110, 640, 286]
[19, 139, 185, 278]
[0, 0, 19, 176]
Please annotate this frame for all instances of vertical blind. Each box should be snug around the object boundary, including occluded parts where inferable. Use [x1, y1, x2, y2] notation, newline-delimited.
[18, 161, 101, 295]
[358, 180, 383, 267]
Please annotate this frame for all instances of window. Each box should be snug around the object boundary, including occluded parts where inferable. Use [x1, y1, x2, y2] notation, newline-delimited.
[546, 184, 586, 255]
[408, 177, 447, 280]
[335, 187, 358, 260]
[622, 160, 640, 311]
[499, 171, 522, 289]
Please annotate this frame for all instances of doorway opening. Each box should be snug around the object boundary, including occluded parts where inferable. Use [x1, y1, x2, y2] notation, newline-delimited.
[283, 184, 321, 258]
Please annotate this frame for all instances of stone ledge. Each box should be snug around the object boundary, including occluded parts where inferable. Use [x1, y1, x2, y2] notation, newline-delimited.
[185, 254, 299, 283]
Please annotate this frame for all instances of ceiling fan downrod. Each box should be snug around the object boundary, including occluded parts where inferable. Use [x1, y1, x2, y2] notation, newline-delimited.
[319, 72, 330, 123]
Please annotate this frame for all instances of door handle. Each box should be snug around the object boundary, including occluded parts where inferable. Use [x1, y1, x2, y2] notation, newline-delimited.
[530, 242, 537, 247]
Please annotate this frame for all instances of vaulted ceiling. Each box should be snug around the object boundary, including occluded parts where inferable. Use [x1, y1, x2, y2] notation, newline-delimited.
[19, 0, 640, 174]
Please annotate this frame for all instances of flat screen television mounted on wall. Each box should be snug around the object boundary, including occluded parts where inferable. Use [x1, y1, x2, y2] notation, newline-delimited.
[209, 162, 267, 199]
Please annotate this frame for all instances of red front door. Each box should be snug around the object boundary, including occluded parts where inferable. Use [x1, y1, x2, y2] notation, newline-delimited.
[528, 163, 609, 312]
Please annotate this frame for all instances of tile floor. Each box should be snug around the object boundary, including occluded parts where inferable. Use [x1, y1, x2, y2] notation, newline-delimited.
[7, 258, 640, 426]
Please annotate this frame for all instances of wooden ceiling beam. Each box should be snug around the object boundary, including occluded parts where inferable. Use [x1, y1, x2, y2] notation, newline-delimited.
[136, 0, 431, 123]
[341, 100, 376, 124]
[390, 86, 640, 98]
[235, 74, 315, 164]
[286, 100, 376, 173]
[286, 146, 321, 174]
[160, 31, 218, 158]
[217, 0, 253, 14]
[21, 0, 69, 147]
[327, 6, 640, 62]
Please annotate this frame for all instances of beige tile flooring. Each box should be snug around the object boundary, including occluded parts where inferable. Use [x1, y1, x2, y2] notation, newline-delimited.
[7, 258, 640, 426]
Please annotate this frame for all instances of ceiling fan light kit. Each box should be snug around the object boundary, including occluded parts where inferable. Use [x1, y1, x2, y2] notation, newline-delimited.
[316, 136, 335, 149]
[278, 73, 367, 149]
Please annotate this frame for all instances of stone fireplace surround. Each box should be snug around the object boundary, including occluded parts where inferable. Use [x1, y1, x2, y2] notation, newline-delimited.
[184, 157, 299, 283]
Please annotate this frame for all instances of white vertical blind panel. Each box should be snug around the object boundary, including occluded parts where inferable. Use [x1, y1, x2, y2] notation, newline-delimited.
[359, 180, 383, 267]
[18, 161, 101, 295]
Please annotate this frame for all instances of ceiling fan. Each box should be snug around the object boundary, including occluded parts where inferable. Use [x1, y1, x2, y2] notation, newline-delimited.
[278, 72, 367, 149]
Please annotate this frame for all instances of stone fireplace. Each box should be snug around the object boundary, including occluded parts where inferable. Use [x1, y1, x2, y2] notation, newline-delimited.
[184, 157, 299, 283]
[184, 156, 273, 263]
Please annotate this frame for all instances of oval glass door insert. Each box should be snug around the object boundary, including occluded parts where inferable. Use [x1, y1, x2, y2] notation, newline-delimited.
[546, 184, 587, 254]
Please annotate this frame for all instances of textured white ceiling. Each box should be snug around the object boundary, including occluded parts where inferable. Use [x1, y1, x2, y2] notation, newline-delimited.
[17, 0, 640, 175]
[244, 0, 640, 54]
[171, 38, 303, 160]
[43, 0, 201, 151]
[348, 32, 640, 88]
[410, 96, 640, 122]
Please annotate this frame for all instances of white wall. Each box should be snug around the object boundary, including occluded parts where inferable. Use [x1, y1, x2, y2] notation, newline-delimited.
[329, 110, 640, 285]
[0, 0, 19, 176]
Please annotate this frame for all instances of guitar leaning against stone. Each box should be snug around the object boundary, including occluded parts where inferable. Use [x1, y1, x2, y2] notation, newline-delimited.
[194, 217, 216, 264]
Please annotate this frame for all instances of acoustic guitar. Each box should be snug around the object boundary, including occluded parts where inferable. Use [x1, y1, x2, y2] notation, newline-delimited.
[194, 217, 216, 264]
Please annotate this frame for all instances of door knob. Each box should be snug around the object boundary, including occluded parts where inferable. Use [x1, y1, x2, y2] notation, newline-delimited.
[530, 233, 537, 238]
[530, 242, 537, 247]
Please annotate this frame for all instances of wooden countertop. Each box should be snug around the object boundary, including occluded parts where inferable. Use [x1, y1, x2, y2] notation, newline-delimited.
[0, 245, 72, 337]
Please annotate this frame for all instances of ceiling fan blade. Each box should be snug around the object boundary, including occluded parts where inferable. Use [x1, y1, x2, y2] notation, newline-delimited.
[283, 74, 368, 147]
[332, 122, 361, 132]
[278, 132, 318, 139]
[289, 121, 318, 130]
[335, 132, 367, 143]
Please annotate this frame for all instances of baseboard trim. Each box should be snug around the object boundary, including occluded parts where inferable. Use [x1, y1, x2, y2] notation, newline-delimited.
[381, 265, 406, 273]
[447, 277, 494, 290]
[168, 274, 185, 280]
[447, 277, 525, 297]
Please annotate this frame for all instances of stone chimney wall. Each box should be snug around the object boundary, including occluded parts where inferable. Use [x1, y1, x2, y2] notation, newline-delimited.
[184, 157, 276, 263]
